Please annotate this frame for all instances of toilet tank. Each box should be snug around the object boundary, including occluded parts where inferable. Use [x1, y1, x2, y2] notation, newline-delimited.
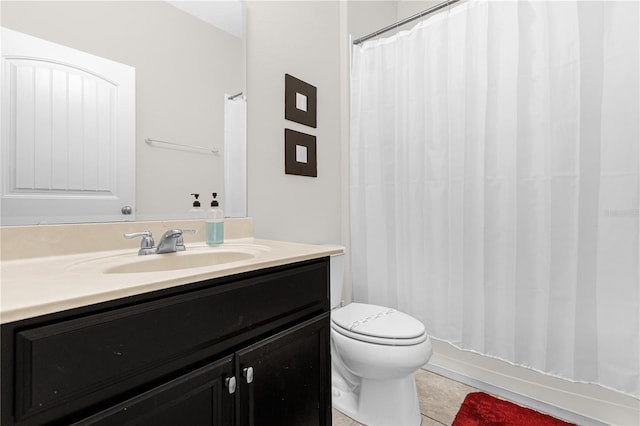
[325, 245, 345, 309]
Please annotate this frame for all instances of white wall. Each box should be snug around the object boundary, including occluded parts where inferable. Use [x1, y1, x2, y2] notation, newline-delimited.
[1, 1, 243, 221]
[396, 0, 444, 24]
[245, 1, 343, 245]
[348, 0, 442, 43]
[348, 1, 398, 41]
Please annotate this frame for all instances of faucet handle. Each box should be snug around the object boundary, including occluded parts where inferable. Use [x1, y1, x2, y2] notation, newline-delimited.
[175, 229, 196, 251]
[123, 231, 156, 255]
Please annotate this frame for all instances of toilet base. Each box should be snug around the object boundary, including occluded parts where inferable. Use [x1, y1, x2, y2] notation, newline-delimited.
[332, 374, 422, 426]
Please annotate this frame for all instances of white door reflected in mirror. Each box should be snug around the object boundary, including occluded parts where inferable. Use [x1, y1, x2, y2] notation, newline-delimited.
[0, 28, 136, 225]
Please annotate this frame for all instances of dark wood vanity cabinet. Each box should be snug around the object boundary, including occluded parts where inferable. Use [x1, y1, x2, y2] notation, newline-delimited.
[76, 355, 236, 426]
[236, 314, 330, 426]
[1, 258, 331, 426]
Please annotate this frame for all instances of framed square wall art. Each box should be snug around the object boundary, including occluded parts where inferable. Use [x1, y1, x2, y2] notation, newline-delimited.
[285, 129, 317, 177]
[285, 74, 317, 128]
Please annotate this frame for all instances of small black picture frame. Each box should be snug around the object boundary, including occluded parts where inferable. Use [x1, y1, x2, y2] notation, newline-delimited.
[285, 129, 317, 177]
[285, 74, 317, 128]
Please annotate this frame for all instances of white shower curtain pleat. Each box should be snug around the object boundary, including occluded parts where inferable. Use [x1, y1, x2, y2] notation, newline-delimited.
[350, 0, 639, 397]
[597, 0, 640, 394]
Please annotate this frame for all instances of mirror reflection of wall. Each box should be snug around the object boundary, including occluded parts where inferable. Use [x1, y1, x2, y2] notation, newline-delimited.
[0, 0, 245, 224]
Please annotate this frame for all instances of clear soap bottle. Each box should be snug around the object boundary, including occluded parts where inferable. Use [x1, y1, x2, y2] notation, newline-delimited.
[206, 193, 224, 245]
[188, 193, 203, 219]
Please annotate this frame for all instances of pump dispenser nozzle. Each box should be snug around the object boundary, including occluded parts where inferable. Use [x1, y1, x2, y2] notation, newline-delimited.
[190, 193, 201, 208]
[189, 193, 203, 219]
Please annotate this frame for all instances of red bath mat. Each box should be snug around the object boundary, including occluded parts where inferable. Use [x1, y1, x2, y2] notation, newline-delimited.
[452, 392, 575, 426]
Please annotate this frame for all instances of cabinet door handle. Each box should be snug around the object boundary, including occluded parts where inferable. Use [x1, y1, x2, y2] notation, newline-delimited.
[225, 376, 237, 394]
[243, 366, 254, 384]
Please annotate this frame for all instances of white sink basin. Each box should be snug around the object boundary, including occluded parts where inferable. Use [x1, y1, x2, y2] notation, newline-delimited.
[105, 250, 255, 274]
[67, 243, 271, 274]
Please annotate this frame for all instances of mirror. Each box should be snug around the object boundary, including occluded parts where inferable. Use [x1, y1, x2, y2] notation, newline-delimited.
[0, 0, 246, 224]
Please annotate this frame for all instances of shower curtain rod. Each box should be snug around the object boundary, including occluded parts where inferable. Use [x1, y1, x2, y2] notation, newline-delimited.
[353, 0, 461, 45]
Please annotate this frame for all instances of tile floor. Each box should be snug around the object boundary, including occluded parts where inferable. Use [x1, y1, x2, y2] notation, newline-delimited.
[331, 368, 478, 426]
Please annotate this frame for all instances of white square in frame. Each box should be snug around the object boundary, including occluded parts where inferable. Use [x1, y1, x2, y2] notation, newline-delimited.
[295, 144, 308, 163]
[296, 92, 308, 112]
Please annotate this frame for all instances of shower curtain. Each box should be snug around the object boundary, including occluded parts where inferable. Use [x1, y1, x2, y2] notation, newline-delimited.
[350, 0, 639, 397]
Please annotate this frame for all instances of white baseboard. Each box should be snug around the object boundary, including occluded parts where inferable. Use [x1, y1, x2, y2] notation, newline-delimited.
[425, 339, 640, 426]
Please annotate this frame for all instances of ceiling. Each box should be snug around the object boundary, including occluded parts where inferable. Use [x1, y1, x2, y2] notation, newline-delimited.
[165, 0, 243, 39]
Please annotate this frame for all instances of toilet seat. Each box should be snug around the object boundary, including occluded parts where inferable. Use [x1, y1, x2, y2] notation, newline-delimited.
[331, 303, 427, 346]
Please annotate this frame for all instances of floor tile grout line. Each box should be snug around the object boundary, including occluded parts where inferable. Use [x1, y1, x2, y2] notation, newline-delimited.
[423, 414, 449, 426]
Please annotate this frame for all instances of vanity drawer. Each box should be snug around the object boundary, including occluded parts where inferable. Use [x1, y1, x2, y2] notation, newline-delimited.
[10, 259, 329, 424]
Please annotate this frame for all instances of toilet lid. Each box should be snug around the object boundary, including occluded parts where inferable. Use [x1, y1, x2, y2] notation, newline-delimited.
[331, 303, 425, 341]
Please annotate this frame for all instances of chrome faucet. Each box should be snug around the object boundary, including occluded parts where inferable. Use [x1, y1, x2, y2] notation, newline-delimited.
[124, 229, 196, 255]
[157, 229, 185, 254]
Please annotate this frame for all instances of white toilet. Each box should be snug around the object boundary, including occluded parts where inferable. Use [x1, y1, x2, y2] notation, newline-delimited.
[329, 247, 432, 426]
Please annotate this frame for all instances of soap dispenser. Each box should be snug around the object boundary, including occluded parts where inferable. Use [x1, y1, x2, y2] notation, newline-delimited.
[206, 192, 224, 245]
[189, 193, 204, 220]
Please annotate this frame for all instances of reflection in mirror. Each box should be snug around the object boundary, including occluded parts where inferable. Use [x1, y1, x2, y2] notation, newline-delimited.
[224, 93, 247, 218]
[0, 0, 246, 225]
[1, 28, 137, 226]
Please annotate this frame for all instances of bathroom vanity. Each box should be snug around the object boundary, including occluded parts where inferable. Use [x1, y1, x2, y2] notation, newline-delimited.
[0, 219, 337, 425]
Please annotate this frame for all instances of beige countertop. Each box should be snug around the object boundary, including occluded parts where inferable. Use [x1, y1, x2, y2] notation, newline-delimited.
[1, 238, 340, 324]
[1, 219, 342, 324]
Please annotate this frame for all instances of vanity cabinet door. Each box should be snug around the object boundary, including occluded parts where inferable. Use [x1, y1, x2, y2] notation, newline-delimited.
[236, 313, 331, 426]
[74, 355, 235, 426]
